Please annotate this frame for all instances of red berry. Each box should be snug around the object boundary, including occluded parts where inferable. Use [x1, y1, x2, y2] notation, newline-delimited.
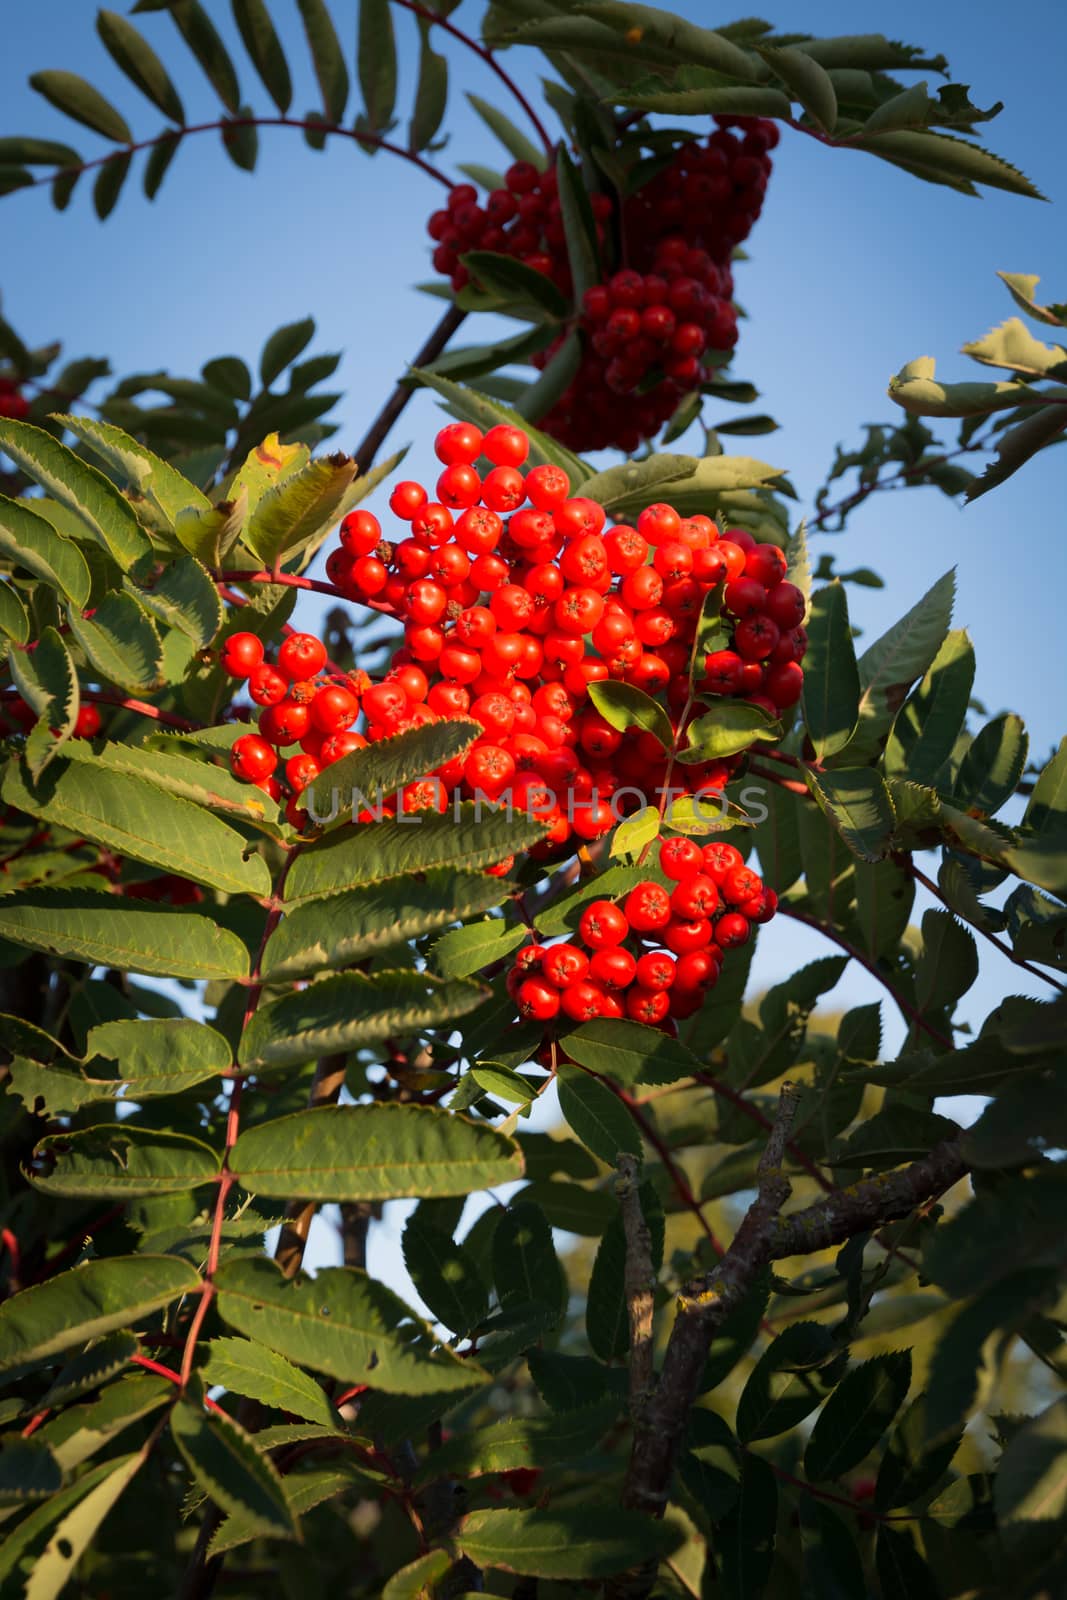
[578, 900, 629, 949]
[561, 980, 606, 1022]
[435, 421, 483, 466]
[231, 734, 277, 783]
[483, 424, 530, 468]
[715, 912, 751, 948]
[517, 976, 560, 1021]
[339, 509, 382, 556]
[659, 837, 704, 880]
[220, 631, 265, 678]
[249, 663, 289, 707]
[278, 632, 327, 681]
[542, 943, 590, 988]
[624, 882, 672, 933]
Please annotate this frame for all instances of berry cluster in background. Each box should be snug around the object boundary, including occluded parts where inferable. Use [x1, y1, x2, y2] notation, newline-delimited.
[0, 376, 29, 420]
[509, 838, 777, 1027]
[426, 118, 777, 452]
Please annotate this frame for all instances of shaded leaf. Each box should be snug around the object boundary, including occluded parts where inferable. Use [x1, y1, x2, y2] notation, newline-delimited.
[170, 1398, 295, 1539]
[805, 1352, 912, 1481]
[29, 71, 132, 143]
[97, 11, 185, 123]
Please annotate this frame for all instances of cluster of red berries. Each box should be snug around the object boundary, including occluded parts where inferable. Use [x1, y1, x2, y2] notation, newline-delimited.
[220, 629, 377, 823]
[425, 119, 777, 452]
[508, 837, 777, 1027]
[259, 418, 805, 852]
[0, 377, 29, 421]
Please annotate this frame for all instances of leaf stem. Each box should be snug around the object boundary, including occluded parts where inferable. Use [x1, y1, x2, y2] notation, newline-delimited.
[15, 117, 454, 197]
[904, 855, 1066, 994]
[391, 0, 555, 158]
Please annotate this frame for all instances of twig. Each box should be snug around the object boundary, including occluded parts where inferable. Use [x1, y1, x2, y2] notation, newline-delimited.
[606, 1079, 724, 1257]
[0, 686, 196, 732]
[615, 1154, 656, 1406]
[620, 1084, 801, 1525]
[905, 856, 1066, 995]
[391, 0, 554, 157]
[353, 304, 468, 476]
[777, 903, 953, 1049]
[16, 118, 453, 196]
[771, 1135, 967, 1258]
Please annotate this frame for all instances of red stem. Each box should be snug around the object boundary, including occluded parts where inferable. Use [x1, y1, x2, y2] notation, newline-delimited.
[596, 1073, 724, 1257]
[391, 0, 554, 158]
[18, 117, 453, 194]
[178, 847, 300, 1391]
[0, 686, 197, 732]
[905, 856, 1065, 995]
[777, 903, 953, 1049]
[133, 1353, 227, 1415]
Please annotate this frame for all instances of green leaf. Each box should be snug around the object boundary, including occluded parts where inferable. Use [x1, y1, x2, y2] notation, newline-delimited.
[855, 129, 1044, 200]
[565, 1017, 701, 1087]
[885, 630, 975, 787]
[678, 701, 781, 763]
[286, 805, 547, 903]
[466, 92, 543, 168]
[220, 109, 258, 172]
[835, 1104, 959, 1170]
[888, 355, 1046, 417]
[88, 1017, 226, 1100]
[0, 579, 29, 642]
[40, 1332, 139, 1408]
[143, 130, 180, 198]
[802, 582, 859, 759]
[127, 554, 222, 648]
[456, 1504, 681, 1579]
[736, 1322, 843, 1443]
[997, 270, 1067, 329]
[29, 70, 132, 143]
[310, 720, 484, 832]
[410, 368, 587, 480]
[853, 856, 914, 961]
[493, 1201, 566, 1327]
[612, 806, 661, 861]
[717, 1452, 778, 1600]
[170, 1398, 295, 1540]
[409, 20, 448, 152]
[402, 1217, 489, 1337]
[96, 11, 185, 123]
[418, 1401, 618, 1486]
[358, 0, 397, 130]
[0, 1255, 199, 1373]
[962, 316, 1067, 379]
[759, 44, 837, 131]
[846, 569, 955, 763]
[231, 1103, 522, 1200]
[201, 1337, 337, 1426]
[20, 1450, 145, 1600]
[579, 3, 759, 79]
[93, 149, 132, 218]
[232, 0, 292, 112]
[1024, 736, 1067, 835]
[799, 1501, 866, 1600]
[210, 1462, 370, 1557]
[995, 1397, 1067, 1527]
[66, 592, 163, 693]
[0, 495, 91, 607]
[258, 318, 316, 388]
[0, 418, 150, 570]
[3, 757, 271, 898]
[242, 453, 359, 567]
[61, 735, 278, 828]
[963, 1061, 1067, 1168]
[875, 1391, 962, 1508]
[28, 1125, 220, 1198]
[431, 916, 527, 980]
[55, 413, 212, 531]
[914, 908, 978, 1022]
[262, 869, 505, 981]
[555, 143, 601, 301]
[0, 889, 250, 979]
[576, 452, 698, 512]
[875, 1526, 940, 1600]
[516, 329, 581, 421]
[297, 0, 348, 121]
[805, 1352, 912, 1481]
[382, 1552, 453, 1600]
[588, 679, 672, 751]
[805, 767, 895, 862]
[215, 1256, 484, 1392]
[37, 1372, 173, 1474]
[557, 1065, 642, 1166]
[595, 453, 784, 519]
[0, 1441, 63, 1506]
[967, 397, 1066, 501]
[239, 971, 487, 1070]
[8, 627, 79, 778]
[163, 0, 241, 113]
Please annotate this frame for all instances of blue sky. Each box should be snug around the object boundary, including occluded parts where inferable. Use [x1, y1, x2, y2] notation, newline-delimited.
[3, 3, 1063, 1179]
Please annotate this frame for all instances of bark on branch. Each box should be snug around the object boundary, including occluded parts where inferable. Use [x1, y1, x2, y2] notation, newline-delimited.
[616, 1154, 657, 1408]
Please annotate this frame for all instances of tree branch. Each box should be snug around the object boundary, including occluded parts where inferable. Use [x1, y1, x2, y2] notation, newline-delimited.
[616, 1154, 656, 1408]
[353, 305, 468, 476]
[620, 1083, 801, 1523]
